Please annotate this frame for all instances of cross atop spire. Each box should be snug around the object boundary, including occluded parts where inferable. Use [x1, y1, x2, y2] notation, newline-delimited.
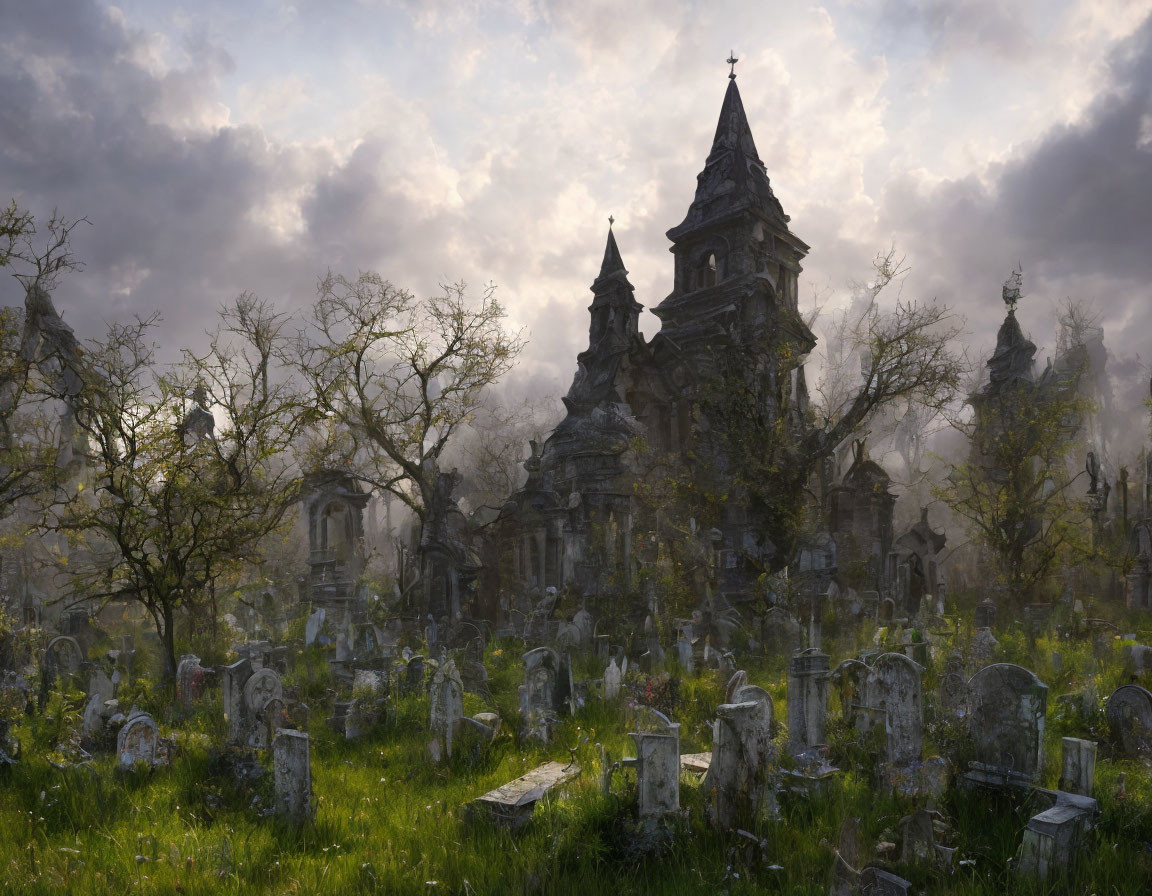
[727, 50, 739, 79]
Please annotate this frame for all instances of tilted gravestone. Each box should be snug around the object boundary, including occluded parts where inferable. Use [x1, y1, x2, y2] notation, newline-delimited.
[704, 681, 775, 829]
[963, 663, 1048, 788]
[1104, 684, 1152, 757]
[429, 658, 464, 760]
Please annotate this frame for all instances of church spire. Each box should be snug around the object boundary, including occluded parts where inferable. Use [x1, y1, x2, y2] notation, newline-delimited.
[594, 220, 628, 286]
[666, 75, 789, 243]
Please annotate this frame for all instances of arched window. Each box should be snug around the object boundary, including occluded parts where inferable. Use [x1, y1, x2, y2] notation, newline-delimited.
[694, 251, 718, 289]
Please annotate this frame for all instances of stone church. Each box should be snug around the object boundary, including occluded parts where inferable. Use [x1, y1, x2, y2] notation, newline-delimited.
[490, 71, 820, 611]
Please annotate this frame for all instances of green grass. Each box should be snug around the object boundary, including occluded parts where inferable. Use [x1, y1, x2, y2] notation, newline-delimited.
[1, 633, 1150, 895]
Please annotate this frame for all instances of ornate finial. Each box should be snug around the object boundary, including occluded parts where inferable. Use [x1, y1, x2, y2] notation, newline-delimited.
[608, 215, 614, 228]
[727, 50, 739, 79]
[1002, 264, 1023, 313]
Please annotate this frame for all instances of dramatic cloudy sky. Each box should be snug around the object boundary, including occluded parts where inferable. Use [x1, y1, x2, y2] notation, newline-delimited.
[3, 0, 1151, 408]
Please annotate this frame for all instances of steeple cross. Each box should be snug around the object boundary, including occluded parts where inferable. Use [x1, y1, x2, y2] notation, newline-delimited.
[608, 215, 614, 228]
[727, 50, 739, 79]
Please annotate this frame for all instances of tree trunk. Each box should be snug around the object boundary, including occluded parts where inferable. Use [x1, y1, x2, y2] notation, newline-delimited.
[161, 602, 177, 684]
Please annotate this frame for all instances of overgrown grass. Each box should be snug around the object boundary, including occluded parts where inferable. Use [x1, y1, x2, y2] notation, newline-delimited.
[2, 631, 1151, 895]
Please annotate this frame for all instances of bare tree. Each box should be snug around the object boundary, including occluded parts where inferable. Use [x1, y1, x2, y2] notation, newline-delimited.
[47, 296, 310, 678]
[295, 272, 524, 607]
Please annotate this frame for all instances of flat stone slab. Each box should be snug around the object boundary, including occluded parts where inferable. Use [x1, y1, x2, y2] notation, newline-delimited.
[680, 752, 712, 774]
[469, 760, 581, 828]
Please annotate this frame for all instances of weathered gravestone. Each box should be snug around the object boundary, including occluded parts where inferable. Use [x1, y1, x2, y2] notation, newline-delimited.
[273, 729, 313, 824]
[974, 599, 997, 630]
[963, 663, 1048, 788]
[704, 679, 775, 829]
[222, 659, 283, 750]
[1016, 792, 1098, 880]
[859, 653, 922, 768]
[1104, 684, 1152, 757]
[176, 654, 207, 713]
[627, 706, 681, 819]
[519, 646, 571, 742]
[117, 710, 159, 769]
[469, 760, 581, 828]
[429, 658, 464, 761]
[787, 648, 830, 754]
[762, 607, 803, 655]
[937, 653, 966, 716]
[603, 657, 621, 700]
[858, 866, 912, 895]
[1059, 737, 1096, 796]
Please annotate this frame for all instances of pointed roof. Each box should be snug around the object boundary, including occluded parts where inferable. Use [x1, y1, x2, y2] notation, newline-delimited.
[594, 226, 628, 286]
[667, 77, 790, 241]
[985, 309, 1036, 389]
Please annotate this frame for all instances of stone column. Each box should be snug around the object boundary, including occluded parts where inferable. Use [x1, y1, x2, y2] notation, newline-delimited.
[273, 729, 313, 824]
[787, 648, 830, 754]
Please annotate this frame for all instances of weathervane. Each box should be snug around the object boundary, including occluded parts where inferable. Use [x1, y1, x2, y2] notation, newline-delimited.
[727, 50, 739, 79]
[1002, 264, 1024, 313]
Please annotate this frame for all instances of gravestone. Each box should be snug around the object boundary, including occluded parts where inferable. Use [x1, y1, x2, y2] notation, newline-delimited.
[1104, 684, 1152, 757]
[787, 648, 829, 754]
[858, 866, 912, 895]
[45, 635, 83, 675]
[1059, 737, 1096, 796]
[603, 657, 621, 700]
[974, 599, 997, 630]
[859, 653, 923, 767]
[304, 608, 325, 647]
[429, 658, 464, 760]
[964, 663, 1048, 787]
[117, 710, 159, 769]
[222, 659, 283, 750]
[175, 654, 206, 713]
[469, 760, 581, 828]
[1016, 792, 1097, 879]
[273, 729, 313, 824]
[520, 646, 566, 742]
[704, 681, 775, 829]
[403, 654, 426, 695]
[969, 628, 999, 668]
[628, 707, 680, 819]
[762, 607, 802, 655]
[878, 598, 895, 625]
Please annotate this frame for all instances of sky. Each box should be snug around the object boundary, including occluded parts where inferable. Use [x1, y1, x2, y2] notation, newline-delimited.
[2, 0, 1151, 421]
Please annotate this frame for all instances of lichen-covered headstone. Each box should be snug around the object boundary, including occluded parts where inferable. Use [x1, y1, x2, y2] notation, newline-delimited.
[117, 711, 158, 769]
